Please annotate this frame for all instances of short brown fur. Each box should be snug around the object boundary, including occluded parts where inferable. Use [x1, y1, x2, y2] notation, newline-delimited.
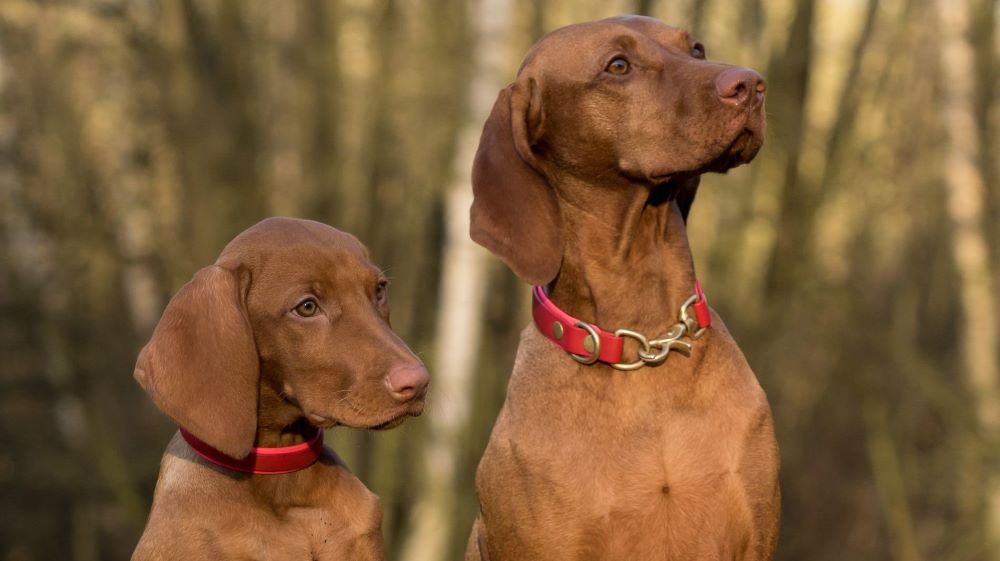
[132, 217, 428, 561]
[467, 16, 780, 561]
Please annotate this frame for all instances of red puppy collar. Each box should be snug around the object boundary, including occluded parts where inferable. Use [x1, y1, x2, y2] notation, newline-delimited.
[532, 280, 711, 370]
[180, 427, 324, 475]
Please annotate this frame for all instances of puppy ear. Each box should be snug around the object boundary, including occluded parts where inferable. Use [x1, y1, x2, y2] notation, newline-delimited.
[470, 77, 564, 286]
[134, 265, 259, 459]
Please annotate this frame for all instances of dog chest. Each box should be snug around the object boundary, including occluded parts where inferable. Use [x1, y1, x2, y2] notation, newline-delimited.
[478, 408, 759, 560]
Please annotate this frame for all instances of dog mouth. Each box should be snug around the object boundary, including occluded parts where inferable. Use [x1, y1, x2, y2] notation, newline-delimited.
[729, 129, 753, 155]
[305, 409, 420, 431]
[368, 410, 419, 431]
[647, 127, 762, 184]
[306, 413, 340, 429]
[304, 390, 426, 431]
[705, 128, 761, 172]
[369, 397, 426, 430]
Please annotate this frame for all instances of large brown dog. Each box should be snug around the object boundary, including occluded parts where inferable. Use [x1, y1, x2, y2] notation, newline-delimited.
[467, 16, 780, 561]
[132, 217, 428, 561]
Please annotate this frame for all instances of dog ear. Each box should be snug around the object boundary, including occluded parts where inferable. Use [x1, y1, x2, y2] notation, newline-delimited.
[470, 77, 564, 286]
[675, 175, 701, 223]
[134, 265, 259, 459]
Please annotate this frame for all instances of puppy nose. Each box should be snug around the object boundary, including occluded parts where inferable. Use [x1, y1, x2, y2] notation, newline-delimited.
[716, 67, 766, 107]
[385, 365, 429, 403]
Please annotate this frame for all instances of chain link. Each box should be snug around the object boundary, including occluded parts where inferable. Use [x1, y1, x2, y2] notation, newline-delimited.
[608, 294, 706, 371]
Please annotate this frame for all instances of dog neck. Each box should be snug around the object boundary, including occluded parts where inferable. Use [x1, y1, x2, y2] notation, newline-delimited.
[547, 176, 698, 337]
[255, 376, 319, 448]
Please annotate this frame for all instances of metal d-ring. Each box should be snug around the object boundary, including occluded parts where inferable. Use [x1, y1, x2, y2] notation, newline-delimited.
[612, 329, 653, 371]
[570, 321, 602, 365]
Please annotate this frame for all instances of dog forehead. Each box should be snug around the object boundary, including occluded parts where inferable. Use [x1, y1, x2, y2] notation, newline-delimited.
[219, 217, 373, 274]
[229, 217, 364, 252]
[606, 15, 686, 38]
[521, 16, 688, 72]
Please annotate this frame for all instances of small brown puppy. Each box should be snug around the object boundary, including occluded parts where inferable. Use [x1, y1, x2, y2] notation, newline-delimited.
[132, 217, 428, 561]
[467, 16, 779, 561]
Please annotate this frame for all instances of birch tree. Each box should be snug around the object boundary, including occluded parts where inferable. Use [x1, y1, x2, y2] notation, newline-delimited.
[937, 0, 1000, 552]
[398, 0, 513, 559]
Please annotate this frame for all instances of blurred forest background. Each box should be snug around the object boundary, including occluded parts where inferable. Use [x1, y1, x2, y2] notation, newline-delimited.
[0, 0, 998, 560]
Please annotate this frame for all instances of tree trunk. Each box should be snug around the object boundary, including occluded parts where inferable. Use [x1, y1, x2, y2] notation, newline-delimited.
[937, 0, 1000, 552]
[398, 0, 512, 559]
[761, 0, 817, 301]
[864, 398, 923, 561]
[635, 0, 655, 16]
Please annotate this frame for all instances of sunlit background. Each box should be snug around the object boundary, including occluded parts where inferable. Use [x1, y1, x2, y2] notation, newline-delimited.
[1, 0, 998, 559]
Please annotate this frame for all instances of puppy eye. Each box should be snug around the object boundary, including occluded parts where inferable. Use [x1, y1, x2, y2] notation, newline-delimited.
[605, 57, 630, 75]
[691, 43, 706, 59]
[375, 280, 389, 303]
[294, 298, 319, 317]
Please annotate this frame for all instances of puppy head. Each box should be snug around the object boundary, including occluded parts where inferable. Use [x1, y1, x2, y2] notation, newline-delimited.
[134, 218, 427, 458]
[470, 16, 766, 285]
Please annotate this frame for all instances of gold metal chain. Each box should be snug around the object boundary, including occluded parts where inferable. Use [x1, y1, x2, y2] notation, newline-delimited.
[608, 293, 708, 371]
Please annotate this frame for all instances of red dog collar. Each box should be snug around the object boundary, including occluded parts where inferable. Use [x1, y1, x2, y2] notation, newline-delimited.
[532, 286, 624, 363]
[532, 280, 711, 370]
[180, 427, 324, 475]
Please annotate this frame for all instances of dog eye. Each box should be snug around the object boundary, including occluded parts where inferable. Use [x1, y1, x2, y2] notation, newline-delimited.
[294, 298, 319, 317]
[375, 280, 389, 303]
[691, 43, 706, 59]
[605, 57, 630, 75]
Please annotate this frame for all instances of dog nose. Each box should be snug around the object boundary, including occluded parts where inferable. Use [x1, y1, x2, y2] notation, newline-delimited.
[385, 365, 429, 403]
[715, 67, 765, 107]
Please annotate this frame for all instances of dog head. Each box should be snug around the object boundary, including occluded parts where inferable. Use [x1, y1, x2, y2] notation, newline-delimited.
[134, 218, 428, 458]
[471, 15, 766, 285]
